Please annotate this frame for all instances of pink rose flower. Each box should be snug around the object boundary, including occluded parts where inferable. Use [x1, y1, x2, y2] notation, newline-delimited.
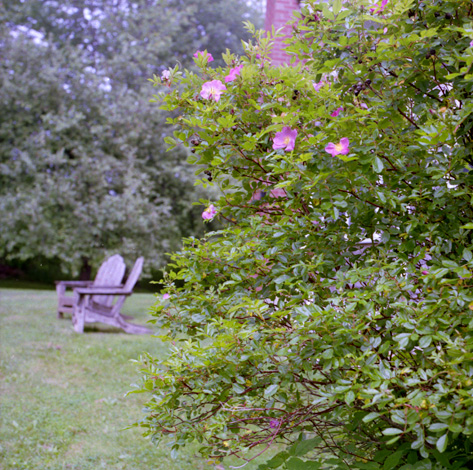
[269, 419, 280, 429]
[370, 0, 388, 14]
[273, 127, 298, 152]
[161, 70, 171, 81]
[163, 293, 170, 300]
[202, 204, 217, 220]
[325, 138, 350, 156]
[470, 40, 473, 47]
[312, 80, 326, 92]
[200, 80, 226, 102]
[422, 270, 429, 276]
[193, 50, 214, 63]
[225, 65, 243, 83]
[331, 106, 344, 117]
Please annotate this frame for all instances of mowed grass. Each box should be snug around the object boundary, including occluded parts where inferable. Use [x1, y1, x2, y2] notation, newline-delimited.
[0, 288, 276, 470]
[0, 288, 193, 470]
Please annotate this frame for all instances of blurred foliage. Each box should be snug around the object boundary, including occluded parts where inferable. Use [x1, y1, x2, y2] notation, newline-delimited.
[0, 0, 262, 277]
[134, 0, 473, 468]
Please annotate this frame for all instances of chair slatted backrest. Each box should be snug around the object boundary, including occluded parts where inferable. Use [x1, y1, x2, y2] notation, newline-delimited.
[123, 257, 144, 292]
[107, 257, 144, 317]
[93, 254, 126, 306]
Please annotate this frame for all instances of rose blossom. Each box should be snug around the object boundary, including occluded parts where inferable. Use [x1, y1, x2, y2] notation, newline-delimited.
[269, 419, 280, 429]
[312, 80, 326, 92]
[202, 204, 217, 220]
[325, 137, 350, 156]
[331, 106, 344, 117]
[163, 293, 170, 300]
[273, 127, 298, 152]
[193, 50, 214, 63]
[200, 80, 226, 102]
[225, 65, 243, 83]
[370, 0, 388, 14]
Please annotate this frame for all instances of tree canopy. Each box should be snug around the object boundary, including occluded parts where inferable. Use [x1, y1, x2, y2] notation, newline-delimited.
[134, 0, 473, 468]
[0, 0, 262, 276]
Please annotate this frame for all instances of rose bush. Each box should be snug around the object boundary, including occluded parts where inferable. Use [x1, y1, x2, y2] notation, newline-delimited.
[132, 1, 473, 468]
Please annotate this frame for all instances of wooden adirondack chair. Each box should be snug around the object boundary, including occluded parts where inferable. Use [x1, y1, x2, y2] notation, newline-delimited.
[71, 257, 151, 334]
[55, 254, 126, 319]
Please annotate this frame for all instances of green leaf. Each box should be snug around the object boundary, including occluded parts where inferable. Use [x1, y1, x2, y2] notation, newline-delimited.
[264, 384, 279, 398]
[333, 0, 342, 15]
[286, 457, 321, 470]
[429, 423, 448, 432]
[448, 423, 463, 433]
[463, 248, 472, 262]
[385, 436, 401, 446]
[382, 428, 403, 436]
[432, 268, 449, 279]
[232, 383, 245, 394]
[418, 336, 432, 348]
[292, 438, 322, 457]
[383, 450, 405, 470]
[436, 433, 448, 453]
[363, 412, 381, 423]
[260, 451, 290, 469]
[373, 156, 384, 173]
[345, 390, 355, 405]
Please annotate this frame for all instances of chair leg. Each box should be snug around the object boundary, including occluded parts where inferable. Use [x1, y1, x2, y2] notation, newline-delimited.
[117, 316, 152, 334]
[72, 298, 86, 333]
[56, 284, 66, 319]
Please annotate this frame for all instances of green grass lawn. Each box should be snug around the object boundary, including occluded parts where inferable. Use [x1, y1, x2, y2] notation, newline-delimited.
[0, 288, 276, 470]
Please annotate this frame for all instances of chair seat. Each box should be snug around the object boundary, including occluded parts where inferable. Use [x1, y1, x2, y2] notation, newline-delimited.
[71, 257, 151, 334]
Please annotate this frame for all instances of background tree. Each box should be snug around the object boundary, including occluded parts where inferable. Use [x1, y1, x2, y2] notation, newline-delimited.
[135, 0, 473, 468]
[0, 0, 263, 278]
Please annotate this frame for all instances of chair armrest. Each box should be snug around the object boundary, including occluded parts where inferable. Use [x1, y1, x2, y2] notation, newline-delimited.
[55, 280, 94, 287]
[74, 287, 132, 295]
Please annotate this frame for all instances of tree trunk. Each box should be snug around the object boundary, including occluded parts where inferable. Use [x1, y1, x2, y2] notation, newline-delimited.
[79, 257, 92, 280]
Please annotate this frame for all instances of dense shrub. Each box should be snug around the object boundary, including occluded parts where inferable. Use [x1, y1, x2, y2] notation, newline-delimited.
[134, 1, 473, 468]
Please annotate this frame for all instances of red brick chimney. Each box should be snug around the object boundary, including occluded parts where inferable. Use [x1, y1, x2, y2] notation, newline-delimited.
[265, 0, 300, 66]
